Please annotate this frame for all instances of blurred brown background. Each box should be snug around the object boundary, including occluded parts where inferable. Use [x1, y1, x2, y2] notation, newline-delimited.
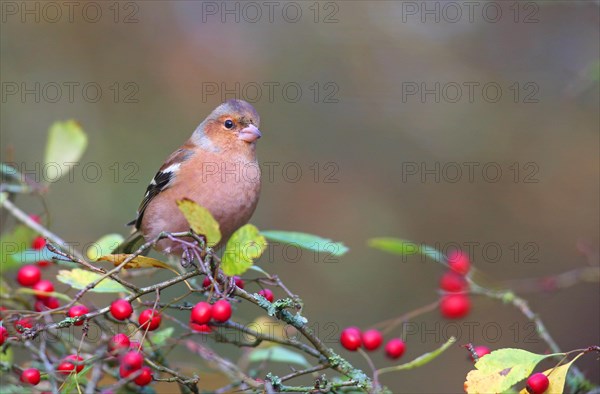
[1, 1, 598, 392]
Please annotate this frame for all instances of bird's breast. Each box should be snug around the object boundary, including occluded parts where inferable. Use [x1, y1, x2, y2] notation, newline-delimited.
[141, 156, 261, 252]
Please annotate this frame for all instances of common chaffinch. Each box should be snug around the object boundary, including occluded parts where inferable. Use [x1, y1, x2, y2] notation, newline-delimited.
[118, 99, 262, 254]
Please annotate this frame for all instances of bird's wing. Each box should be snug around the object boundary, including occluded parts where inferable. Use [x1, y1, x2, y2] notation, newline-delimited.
[127, 146, 195, 229]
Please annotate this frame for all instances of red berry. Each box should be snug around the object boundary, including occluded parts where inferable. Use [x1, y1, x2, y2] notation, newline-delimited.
[57, 361, 75, 374]
[191, 302, 212, 325]
[526, 372, 549, 394]
[361, 329, 383, 351]
[385, 338, 406, 359]
[471, 346, 491, 361]
[68, 305, 89, 326]
[138, 309, 161, 331]
[234, 276, 244, 289]
[211, 299, 232, 322]
[17, 265, 42, 287]
[0, 326, 8, 345]
[439, 271, 468, 293]
[110, 299, 133, 321]
[29, 214, 42, 224]
[108, 333, 131, 353]
[258, 288, 274, 302]
[14, 318, 33, 333]
[20, 368, 41, 385]
[66, 355, 84, 372]
[190, 322, 212, 333]
[447, 250, 470, 275]
[36, 260, 52, 267]
[59, 355, 84, 374]
[31, 237, 46, 250]
[134, 366, 153, 386]
[202, 277, 212, 288]
[340, 327, 362, 351]
[440, 294, 470, 319]
[120, 351, 144, 377]
[43, 297, 60, 309]
[33, 280, 54, 300]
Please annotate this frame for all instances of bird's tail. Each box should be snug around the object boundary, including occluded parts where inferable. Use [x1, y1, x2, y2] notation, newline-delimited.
[111, 231, 147, 255]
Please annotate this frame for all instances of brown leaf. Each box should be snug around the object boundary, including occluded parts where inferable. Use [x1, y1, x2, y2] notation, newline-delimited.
[97, 254, 170, 269]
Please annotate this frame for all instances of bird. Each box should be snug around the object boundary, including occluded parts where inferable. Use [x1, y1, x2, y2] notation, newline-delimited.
[116, 99, 262, 254]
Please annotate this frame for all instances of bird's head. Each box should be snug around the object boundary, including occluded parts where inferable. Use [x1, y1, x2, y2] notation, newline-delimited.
[193, 99, 262, 154]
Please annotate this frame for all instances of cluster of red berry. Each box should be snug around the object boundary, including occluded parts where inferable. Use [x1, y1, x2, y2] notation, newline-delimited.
[110, 298, 162, 333]
[119, 352, 153, 386]
[15, 218, 61, 316]
[14, 264, 58, 334]
[107, 334, 153, 386]
[439, 250, 471, 319]
[5, 271, 256, 387]
[339, 327, 406, 359]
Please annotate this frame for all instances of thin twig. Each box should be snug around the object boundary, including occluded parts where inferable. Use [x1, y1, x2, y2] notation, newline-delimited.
[1, 197, 85, 260]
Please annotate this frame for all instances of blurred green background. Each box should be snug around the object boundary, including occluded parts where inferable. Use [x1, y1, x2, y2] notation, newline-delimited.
[1, 1, 598, 392]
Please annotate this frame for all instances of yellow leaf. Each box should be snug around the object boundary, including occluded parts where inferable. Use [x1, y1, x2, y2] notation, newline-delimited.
[97, 254, 171, 269]
[176, 199, 221, 247]
[518, 353, 584, 394]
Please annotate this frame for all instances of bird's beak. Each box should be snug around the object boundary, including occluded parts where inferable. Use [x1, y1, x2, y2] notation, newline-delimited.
[238, 124, 262, 143]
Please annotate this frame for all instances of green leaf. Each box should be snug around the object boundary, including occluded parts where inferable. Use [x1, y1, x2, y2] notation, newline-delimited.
[86, 234, 124, 261]
[368, 237, 445, 263]
[145, 327, 174, 348]
[261, 230, 348, 256]
[222, 224, 267, 276]
[465, 348, 555, 394]
[44, 120, 88, 183]
[0, 345, 14, 365]
[0, 192, 7, 205]
[248, 346, 311, 368]
[60, 364, 92, 394]
[377, 337, 456, 375]
[0, 224, 37, 270]
[56, 269, 130, 294]
[176, 199, 221, 247]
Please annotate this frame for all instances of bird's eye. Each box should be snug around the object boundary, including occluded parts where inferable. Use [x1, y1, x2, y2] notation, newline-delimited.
[224, 119, 234, 129]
